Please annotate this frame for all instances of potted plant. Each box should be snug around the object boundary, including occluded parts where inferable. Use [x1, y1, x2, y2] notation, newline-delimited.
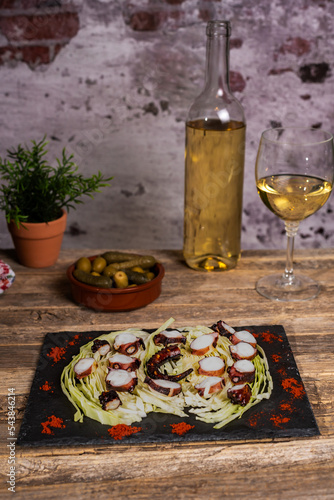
[0, 137, 112, 268]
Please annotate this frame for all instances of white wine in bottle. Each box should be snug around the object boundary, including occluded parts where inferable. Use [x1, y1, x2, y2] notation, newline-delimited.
[184, 119, 245, 270]
[183, 21, 246, 271]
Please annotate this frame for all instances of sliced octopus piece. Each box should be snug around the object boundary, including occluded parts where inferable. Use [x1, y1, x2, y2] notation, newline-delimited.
[74, 357, 97, 379]
[227, 383, 252, 406]
[109, 353, 140, 371]
[99, 390, 122, 410]
[210, 320, 236, 339]
[106, 369, 137, 393]
[154, 329, 186, 346]
[230, 330, 257, 348]
[91, 339, 111, 356]
[145, 376, 182, 397]
[198, 356, 225, 377]
[190, 333, 217, 356]
[146, 346, 193, 382]
[229, 342, 257, 361]
[113, 332, 145, 355]
[195, 376, 225, 397]
[227, 359, 255, 384]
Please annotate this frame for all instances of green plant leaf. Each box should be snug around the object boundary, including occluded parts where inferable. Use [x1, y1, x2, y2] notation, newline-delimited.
[0, 137, 113, 226]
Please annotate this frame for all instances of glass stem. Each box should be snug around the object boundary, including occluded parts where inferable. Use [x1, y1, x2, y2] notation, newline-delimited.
[283, 221, 300, 284]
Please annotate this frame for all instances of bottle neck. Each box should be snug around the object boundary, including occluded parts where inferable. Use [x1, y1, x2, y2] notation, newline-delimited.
[187, 21, 245, 124]
[205, 34, 230, 94]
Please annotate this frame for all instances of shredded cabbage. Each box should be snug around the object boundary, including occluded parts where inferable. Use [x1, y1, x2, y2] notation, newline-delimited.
[61, 318, 273, 429]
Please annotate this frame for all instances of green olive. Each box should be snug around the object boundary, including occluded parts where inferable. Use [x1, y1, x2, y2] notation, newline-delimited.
[76, 257, 92, 273]
[103, 264, 117, 278]
[113, 271, 129, 289]
[146, 271, 155, 281]
[92, 256, 107, 273]
[131, 266, 145, 273]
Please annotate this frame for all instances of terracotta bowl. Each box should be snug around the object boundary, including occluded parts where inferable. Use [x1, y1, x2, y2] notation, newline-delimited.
[67, 258, 165, 312]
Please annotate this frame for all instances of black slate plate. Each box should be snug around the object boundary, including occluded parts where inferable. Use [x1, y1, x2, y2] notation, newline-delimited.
[17, 325, 319, 446]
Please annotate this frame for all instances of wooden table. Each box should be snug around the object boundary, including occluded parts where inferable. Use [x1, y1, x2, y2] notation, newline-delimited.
[1, 248, 333, 499]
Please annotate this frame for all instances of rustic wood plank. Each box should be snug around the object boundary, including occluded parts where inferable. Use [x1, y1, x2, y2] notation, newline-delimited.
[2, 300, 334, 341]
[0, 395, 28, 423]
[4, 257, 334, 292]
[0, 368, 36, 395]
[0, 437, 333, 491]
[3, 248, 334, 301]
[3, 281, 334, 312]
[2, 461, 333, 500]
[1, 248, 334, 499]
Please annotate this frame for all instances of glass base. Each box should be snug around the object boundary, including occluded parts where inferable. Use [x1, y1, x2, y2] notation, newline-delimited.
[256, 273, 320, 302]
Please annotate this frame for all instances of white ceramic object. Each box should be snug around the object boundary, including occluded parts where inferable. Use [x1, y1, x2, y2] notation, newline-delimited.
[0, 260, 15, 294]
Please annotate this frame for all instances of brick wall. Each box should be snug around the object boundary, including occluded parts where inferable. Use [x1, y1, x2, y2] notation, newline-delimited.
[0, 0, 247, 95]
[0, 0, 80, 67]
[123, 0, 215, 32]
[0, 0, 333, 251]
[122, 0, 246, 93]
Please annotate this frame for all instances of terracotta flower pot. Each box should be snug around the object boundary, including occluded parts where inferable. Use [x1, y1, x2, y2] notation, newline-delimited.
[7, 210, 67, 268]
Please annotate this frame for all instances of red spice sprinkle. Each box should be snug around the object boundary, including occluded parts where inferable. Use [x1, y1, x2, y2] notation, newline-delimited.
[261, 331, 283, 343]
[40, 381, 54, 392]
[108, 424, 142, 440]
[281, 378, 305, 399]
[277, 367, 287, 376]
[270, 414, 290, 428]
[248, 413, 261, 427]
[170, 422, 195, 436]
[68, 334, 80, 346]
[272, 354, 281, 363]
[41, 415, 65, 435]
[280, 402, 294, 412]
[47, 346, 67, 364]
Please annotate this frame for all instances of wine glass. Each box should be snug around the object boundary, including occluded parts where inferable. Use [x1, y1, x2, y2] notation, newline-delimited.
[255, 127, 334, 301]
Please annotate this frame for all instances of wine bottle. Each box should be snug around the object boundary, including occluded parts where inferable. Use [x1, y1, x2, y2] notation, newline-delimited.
[183, 20, 246, 271]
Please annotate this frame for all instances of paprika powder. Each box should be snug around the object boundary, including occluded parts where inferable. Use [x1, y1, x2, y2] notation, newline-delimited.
[41, 415, 65, 435]
[270, 414, 290, 428]
[281, 378, 305, 399]
[47, 346, 66, 364]
[170, 422, 195, 436]
[108, 424, 142, 440]
[40, 381, 53, 392]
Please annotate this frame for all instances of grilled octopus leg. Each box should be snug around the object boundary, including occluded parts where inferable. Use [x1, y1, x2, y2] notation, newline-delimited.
[146, 346, 193, 382]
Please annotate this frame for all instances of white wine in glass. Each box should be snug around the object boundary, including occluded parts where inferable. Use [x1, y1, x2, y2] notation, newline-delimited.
[255, 127, 334, 301]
